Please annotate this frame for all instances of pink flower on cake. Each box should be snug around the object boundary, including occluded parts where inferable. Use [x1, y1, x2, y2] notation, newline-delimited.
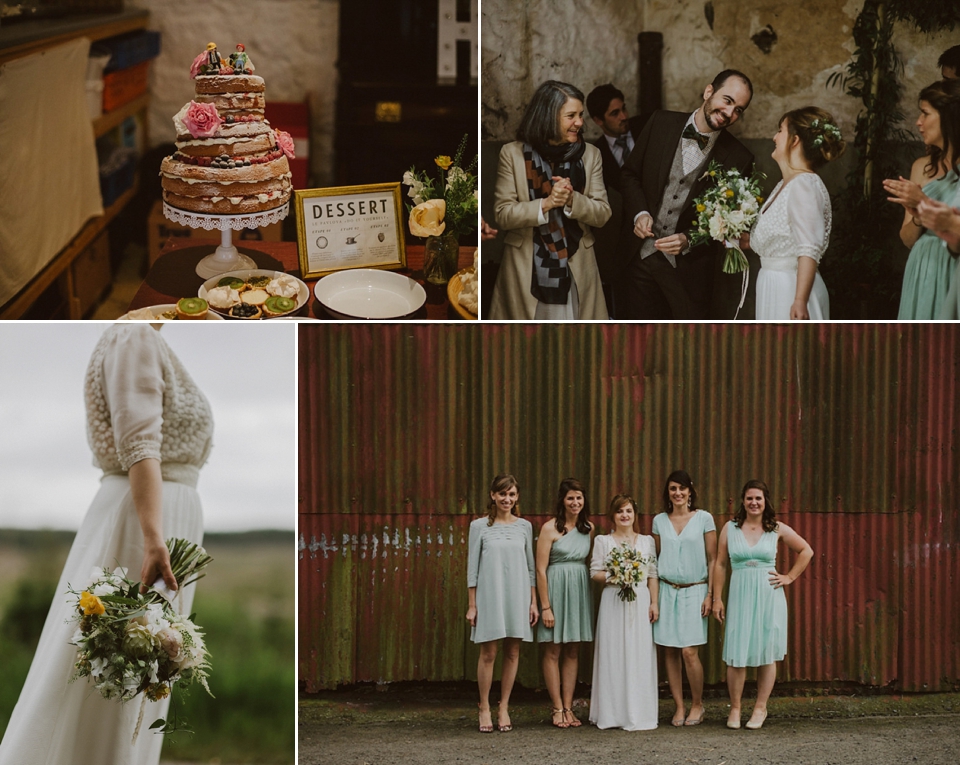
[189, 52, 207, 79]
[275, 130, 296, 160]
[183, 101, 223, 138]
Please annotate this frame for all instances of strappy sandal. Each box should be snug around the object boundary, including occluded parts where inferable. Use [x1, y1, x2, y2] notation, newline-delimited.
[497, 704, 513, 733]
[478, 704, 494, 733]
[551, 707, 569, 729]
[563, 708, 582, 727]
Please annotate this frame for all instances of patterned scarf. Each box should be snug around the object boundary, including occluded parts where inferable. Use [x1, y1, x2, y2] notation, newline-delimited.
[524, 140, 587, 304]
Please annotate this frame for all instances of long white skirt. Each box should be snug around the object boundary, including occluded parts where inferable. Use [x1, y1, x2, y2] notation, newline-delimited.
[0, 475, 203, 765]
[755, 265, 829, 320]
[589, 585, 659, 731]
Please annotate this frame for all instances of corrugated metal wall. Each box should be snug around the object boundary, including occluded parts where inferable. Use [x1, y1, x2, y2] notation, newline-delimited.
[299, 324, 960, 692]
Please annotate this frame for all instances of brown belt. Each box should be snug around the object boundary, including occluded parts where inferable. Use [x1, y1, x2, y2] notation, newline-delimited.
[660, 578, 707, 590]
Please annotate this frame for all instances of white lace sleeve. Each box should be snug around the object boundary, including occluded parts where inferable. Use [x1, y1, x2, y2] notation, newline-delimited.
[641, 535, 658, 580]
[590, 535, 609, 577]
[101, 326, 165, 470]
[787, 174, 829, 263]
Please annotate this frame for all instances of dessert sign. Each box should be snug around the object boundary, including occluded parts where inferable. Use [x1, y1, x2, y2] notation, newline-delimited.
[295, 183, 407, 278]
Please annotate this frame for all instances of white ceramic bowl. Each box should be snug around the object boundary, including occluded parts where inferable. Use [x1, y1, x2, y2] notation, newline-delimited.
[314, 269, 426, 319]
[118, 304, 225, 321]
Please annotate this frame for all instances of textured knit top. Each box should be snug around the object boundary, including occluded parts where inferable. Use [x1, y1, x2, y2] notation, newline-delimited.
[84, 325, 213, 487]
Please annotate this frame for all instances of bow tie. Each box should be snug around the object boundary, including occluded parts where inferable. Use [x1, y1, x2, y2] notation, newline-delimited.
[682, 124, 710, 151]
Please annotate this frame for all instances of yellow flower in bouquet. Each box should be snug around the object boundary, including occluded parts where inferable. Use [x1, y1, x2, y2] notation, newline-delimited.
[79, 591, 105, 616]
[409, 199, 447, 237]
[434, 155, 452, 170]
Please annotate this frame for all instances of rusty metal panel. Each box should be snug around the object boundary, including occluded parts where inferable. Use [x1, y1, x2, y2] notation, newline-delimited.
[299, 324, 960, 692]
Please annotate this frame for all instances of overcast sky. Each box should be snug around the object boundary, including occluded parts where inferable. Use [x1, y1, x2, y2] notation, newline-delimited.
[0, 323, 296, 533]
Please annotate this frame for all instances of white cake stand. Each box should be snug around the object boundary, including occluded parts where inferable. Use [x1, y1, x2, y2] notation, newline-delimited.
[162, 201, 290, 279]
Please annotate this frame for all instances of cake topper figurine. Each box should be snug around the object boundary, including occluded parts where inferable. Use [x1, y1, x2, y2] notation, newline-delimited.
[229, 43, 255, 75]
[190, 42, 228, 78]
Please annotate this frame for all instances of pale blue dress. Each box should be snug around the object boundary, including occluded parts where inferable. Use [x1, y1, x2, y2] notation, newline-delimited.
[652, 509, 715, 647]
[721, 522, 787, 668]
[937, 184, 960, 319]
[898, 171, 959, 319]
[537, 529, 593, 644]
[467, 517, 536, 643]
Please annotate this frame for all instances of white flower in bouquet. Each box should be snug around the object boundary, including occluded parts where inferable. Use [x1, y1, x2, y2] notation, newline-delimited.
[605, 543, 650, 603]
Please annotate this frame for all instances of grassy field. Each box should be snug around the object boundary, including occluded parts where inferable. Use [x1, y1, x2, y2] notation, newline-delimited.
[0, 530, 294, 763]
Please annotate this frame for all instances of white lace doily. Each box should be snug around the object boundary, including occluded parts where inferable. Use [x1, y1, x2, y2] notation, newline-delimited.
[162, 201, 290, 231]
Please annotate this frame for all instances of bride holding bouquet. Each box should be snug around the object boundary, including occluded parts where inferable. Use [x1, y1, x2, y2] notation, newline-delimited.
[0, 324, 212, 765]
[589, 495, 659, 731]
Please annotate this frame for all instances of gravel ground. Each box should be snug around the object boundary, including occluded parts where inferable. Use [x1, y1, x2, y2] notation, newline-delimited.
[300, 688, 960, 765]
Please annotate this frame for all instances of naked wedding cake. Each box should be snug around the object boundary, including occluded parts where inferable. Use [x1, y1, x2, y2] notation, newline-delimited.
[160, 43, 295, 215]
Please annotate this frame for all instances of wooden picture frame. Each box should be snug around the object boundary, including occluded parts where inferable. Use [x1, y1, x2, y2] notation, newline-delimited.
[295, 183, 407, 279]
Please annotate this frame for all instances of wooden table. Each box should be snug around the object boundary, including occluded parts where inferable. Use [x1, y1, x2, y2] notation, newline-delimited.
[129, 239, 476, 320]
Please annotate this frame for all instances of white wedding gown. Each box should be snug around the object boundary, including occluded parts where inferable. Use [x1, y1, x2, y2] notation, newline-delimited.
[0, 326, 213, 765]
[752, 172, 832, 320]
[588, 534, 659, 731]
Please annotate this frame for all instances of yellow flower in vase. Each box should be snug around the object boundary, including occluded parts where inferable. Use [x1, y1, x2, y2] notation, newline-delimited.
[434, 155, 453, 170]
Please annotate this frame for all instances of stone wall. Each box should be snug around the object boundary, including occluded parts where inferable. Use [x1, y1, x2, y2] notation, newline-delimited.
[481, 0, 957, 145]
[132, 0, 339, 186]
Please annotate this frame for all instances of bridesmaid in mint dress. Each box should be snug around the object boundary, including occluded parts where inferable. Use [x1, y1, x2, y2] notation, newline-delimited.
[882, 79, 960, 319]
[536, 478, 594, 729]
[652, 470, 717, 727]
[712, 480, 813, 731]
[466, 474, 538, 733]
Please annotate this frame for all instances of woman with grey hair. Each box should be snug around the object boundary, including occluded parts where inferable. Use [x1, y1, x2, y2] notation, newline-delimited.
[488, 80, 612, 319]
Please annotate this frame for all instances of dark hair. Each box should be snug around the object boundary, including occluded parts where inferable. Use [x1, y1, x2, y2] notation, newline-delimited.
[486, 473, 520, 526]
[779, 106, 846, 169]
[586, 83, 625, 119]
[517, 80, 585, 147]
[918, 79, 960, 175]
[607, 494, 639, 532]
[711, 69, 754, 99]
[733, 479, 778, 532]
[939, 45, 960, 71]
[552, 477, 591, 534]
[662, 470, 698, 514]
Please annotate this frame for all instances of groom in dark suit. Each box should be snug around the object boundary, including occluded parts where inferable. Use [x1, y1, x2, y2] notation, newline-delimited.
[620, 70, 755, 319]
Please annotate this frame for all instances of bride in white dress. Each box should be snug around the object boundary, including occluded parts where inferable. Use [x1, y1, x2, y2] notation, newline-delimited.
[751, 107, 846, 320]
[589, 495, 659, 731]
[0, 324, 212, 765]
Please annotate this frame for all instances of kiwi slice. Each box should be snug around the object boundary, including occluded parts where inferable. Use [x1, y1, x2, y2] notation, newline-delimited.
[217, 276, 245, 290]
[264, 295, 296, 315]
[177, 297, 208, 315]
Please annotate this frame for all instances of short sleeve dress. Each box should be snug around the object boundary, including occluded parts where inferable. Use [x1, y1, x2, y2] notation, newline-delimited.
[536, 528, 594, 644]
[467, 517, 536, 643]
[721, 522, 788, 668]
[652, 509, 716, 647]
[0, 325, 213, 765]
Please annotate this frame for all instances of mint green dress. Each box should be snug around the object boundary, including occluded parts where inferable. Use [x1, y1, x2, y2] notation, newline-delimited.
[721, 522, 787, 668]
[467, 517, 536, 643]
[938, 185, 960, 319]
[537, 529, 594, 644]
[898, 171, 959, 319]
[652, 510, 715, 647]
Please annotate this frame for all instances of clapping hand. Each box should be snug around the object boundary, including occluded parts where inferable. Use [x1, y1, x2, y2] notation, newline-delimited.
[917, 197, 960, 249]
[544, 176, 573, 211]
[883, 176, 927, 217]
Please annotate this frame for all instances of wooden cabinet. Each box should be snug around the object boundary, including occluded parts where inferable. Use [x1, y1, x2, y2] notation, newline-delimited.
[0, 8, 150, 319]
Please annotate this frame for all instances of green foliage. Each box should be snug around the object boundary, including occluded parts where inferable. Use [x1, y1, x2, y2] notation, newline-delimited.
[403, 134, 479, 240]
[886, 0, 960, 34]
[0, 577, 56, 647]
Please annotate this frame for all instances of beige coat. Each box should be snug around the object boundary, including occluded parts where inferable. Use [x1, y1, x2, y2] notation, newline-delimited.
[489, 141, 611, 320]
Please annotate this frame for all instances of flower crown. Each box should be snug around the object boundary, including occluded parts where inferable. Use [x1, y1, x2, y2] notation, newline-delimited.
[809, 118, 842, 147]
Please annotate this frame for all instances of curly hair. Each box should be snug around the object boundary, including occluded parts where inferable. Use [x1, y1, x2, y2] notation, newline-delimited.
[662, 470, 698, 514]
[779, 106, 846, 170]
[552, 477, 592, 535]
[733, 479, 778, 533]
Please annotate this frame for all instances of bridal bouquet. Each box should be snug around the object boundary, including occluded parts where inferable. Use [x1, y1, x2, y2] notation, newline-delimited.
[689, 160, 766, 274]
[67, 538, 214, 739]
[605, 543, 650, 603]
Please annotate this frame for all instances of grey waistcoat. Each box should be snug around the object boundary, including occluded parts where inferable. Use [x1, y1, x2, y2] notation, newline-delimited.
[641, 142, 711, 267]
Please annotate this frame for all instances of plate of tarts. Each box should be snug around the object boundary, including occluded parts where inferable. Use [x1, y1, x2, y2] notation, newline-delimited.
[118, 302, 225, 321]
[199, 269, 308, 319]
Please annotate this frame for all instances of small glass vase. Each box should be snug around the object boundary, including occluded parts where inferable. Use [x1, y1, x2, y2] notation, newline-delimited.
[422, 231, 459, 285]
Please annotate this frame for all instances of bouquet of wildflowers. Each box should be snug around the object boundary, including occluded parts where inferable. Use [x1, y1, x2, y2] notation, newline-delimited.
[605, 543, 650, 603]
[402, 134, 478, 240]
[689, 160, 766, 274]
[67, 538, 213, 740]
